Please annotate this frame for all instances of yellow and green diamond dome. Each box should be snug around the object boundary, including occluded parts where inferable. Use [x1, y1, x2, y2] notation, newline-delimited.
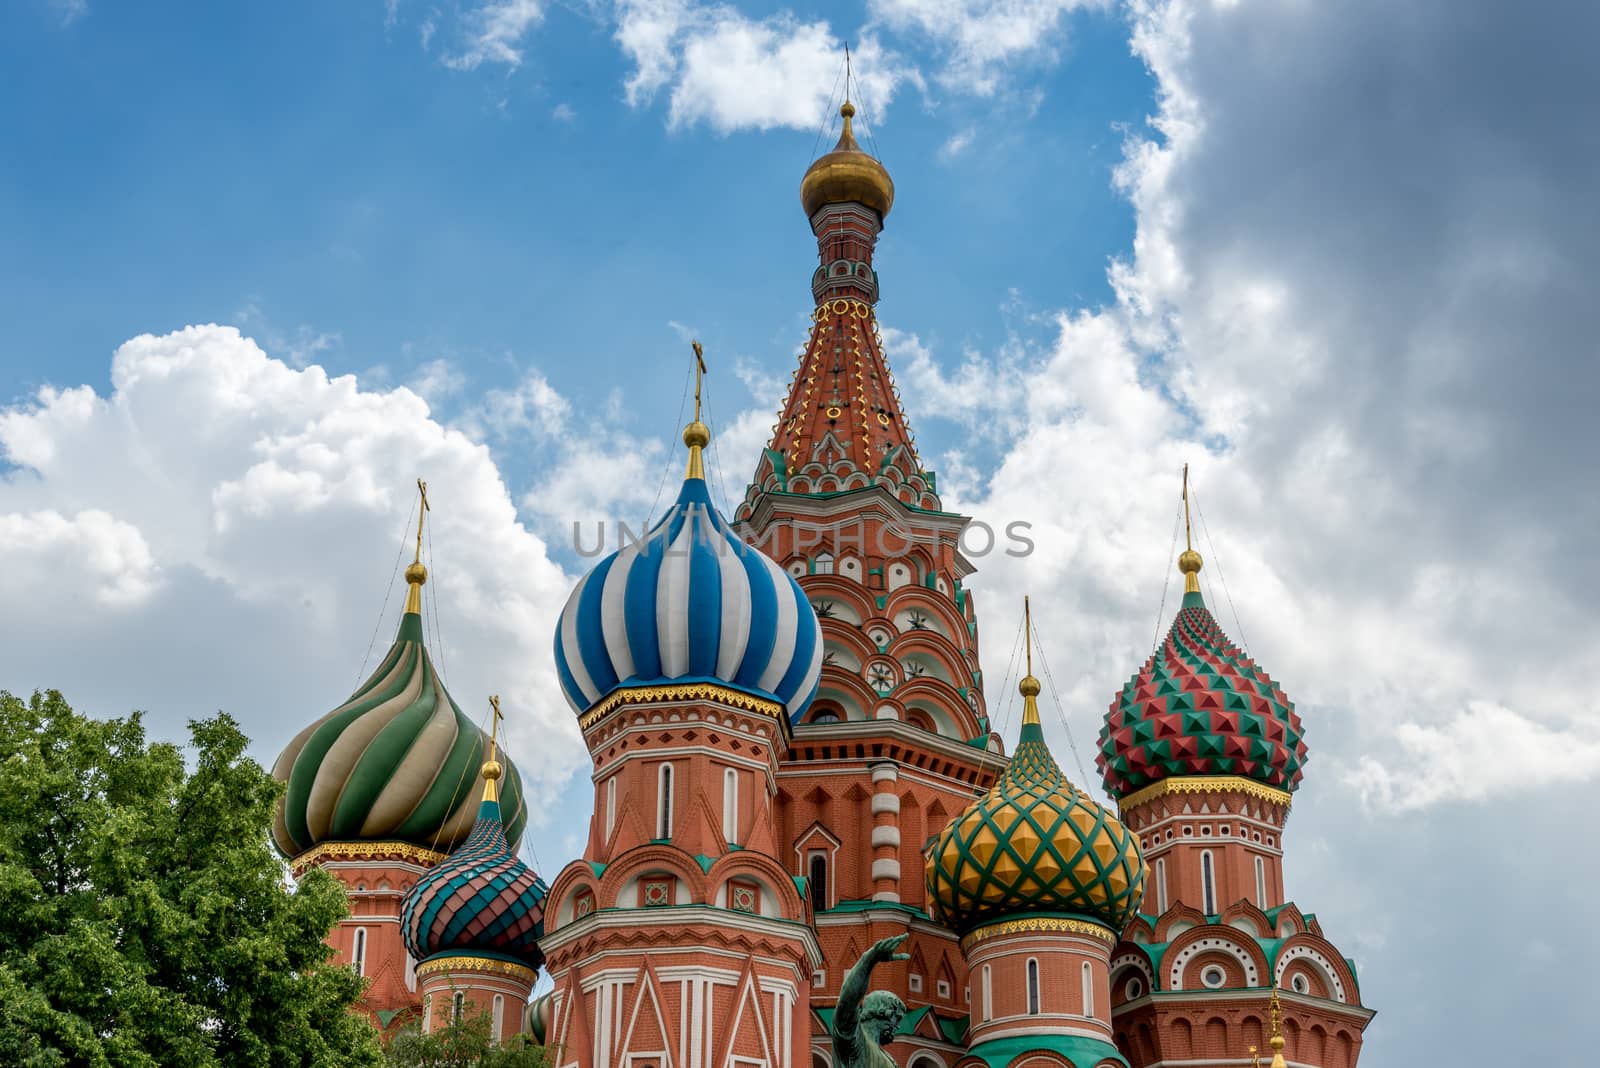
[927, 672, 1146, 935]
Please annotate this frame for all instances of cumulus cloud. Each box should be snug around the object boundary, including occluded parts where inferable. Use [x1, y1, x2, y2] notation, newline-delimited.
[0, 325, 584, 807]
[615, 1, 907, 133]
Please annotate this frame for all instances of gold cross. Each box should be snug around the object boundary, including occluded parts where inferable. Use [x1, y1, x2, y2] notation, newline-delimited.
[1182, 462, 1192, 553]
[691, 340, 708, 422]
[413, 478, 430, 565]
[487, 695, 502, 760]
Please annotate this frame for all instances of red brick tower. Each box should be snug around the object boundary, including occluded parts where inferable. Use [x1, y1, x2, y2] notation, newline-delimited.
[733, 100, 1007, 1065]
[271, 484, 530, 1034]
[540, 413, 826, 1068]
[1096, 472, 1374, 1066]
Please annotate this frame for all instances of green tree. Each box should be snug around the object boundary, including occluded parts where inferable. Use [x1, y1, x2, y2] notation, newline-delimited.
[0, 689, 384, 1067]
[383, 1004, 548, 1068]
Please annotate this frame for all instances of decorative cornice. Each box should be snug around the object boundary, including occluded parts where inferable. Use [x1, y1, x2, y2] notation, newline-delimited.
[1117, 775, 1293, 814]
[579, 683, 787, 731]
[961, 915, 1117, 952]
[416, 954, 538, 984]
[291, 840, 448, 871]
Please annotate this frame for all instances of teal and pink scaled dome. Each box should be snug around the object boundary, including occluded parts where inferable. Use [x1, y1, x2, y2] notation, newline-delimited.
[400, 763, 548, 968]
[1098, 584, 1306, 798]
[271, 568, 529, 858]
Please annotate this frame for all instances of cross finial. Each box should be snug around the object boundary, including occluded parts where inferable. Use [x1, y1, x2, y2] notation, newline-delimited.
[1182, 463, 1192, 553]
[692, 340, 707, 423]
[1019, 595, 1042, 716]
[413, 478, 431, 565]
[488, 694, 502, 758]
[1024, 594, 1033, 677]
[482, 695, 505, 802]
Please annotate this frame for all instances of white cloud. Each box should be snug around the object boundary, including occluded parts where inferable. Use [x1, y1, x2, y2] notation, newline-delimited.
[867, 0, 1106, 95]
[407, 358, 466, 404]
[1347, 702, 1600, 812]
[938, 125, 975, 159]
[551, 102, 577, 122]
[615, 2, 907, 133]
[455, 368, 571, 441]
[442, 0, 544, 71]
[0, 325, 584, 806]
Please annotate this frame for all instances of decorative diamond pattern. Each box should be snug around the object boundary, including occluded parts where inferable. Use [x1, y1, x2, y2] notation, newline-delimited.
[926, 726, 1146, 934]
[1097, 595, 1307, 798]
[400, 796, 548, 967]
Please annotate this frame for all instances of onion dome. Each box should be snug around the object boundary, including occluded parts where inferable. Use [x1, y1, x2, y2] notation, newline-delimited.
[271, 532, 528, 858]
[1096, 547, 1306, 799]
[800, 101, 894, 221]
[927, 632, 1146, 934]
[401, 743, 548, 968]
[554, 418, 823, 722]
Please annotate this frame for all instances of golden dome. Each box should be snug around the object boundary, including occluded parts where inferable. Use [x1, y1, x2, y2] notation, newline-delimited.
[800, 102, 894, 221]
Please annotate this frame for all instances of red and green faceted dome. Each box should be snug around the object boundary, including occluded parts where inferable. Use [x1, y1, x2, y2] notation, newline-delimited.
[1098, 591, 1307, 798]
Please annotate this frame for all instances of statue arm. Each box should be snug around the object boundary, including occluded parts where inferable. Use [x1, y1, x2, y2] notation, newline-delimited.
[833, 935, 910, 1049]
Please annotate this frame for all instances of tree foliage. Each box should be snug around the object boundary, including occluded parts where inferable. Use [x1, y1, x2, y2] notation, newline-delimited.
[383, 1006, 547, 1068]
[0, 689, 384, 1067]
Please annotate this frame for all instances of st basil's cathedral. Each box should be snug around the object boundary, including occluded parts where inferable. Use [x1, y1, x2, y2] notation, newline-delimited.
[270, 99, 1376, 1068]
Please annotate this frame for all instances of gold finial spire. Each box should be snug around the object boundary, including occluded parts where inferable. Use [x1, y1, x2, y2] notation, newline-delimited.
[684, 340, 711, 480]
[1179, 463, 1203, 594]
[1019, 595, 1042, 720]
[481, 695, 504, 803]
[1266, 987, 1287, 1068]
[404, 478, 430, 614]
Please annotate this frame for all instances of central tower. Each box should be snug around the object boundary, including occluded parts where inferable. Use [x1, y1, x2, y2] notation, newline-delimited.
[737, 101, 1006, 1064]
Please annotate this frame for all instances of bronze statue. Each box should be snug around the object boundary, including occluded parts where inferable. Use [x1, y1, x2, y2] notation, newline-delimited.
[831, 934, 910, 1068]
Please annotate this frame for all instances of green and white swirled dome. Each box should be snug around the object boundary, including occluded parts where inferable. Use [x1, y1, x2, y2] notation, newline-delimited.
[271, 561, 528, 858]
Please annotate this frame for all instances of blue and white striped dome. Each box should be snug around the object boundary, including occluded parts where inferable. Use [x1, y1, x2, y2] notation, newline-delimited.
[554, 474, 822, 722]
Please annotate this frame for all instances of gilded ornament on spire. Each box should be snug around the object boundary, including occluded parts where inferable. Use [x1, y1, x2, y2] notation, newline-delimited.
[1180, 463, 1203, 595]
[482, 695, 504, 802]
[405, 478, 430, 614]
[684, 340, 710, 480]
[800, 99, 895, 220]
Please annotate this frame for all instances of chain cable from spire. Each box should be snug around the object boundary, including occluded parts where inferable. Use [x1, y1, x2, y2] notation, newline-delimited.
[1192, 482, 1251, 657]
[808, 51, 849, 163]
[424, 513, 449, 685]
[644, 356, 693, 529]
[427, 697, 496, 856]
[1028, 611, 1094, 787]
[1152, 496, 1182, 654]
[355, 504, 415, 685]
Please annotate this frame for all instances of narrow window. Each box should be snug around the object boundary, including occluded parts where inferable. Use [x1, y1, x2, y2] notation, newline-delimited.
[982, 965, 993, 1022]
[1255, 855, 1267, 908]
[1156, 858, 1168, 914]
[351, 927, 367, 977]
[1027, 959, 1040, 1015]
[422, 994, 432, 1034]
[605, 776, 617, 839]
[815, 552, 835, 575]
[492, 994, 505, 1042]
[1082, 962, 1094, 1016]
[452, 991, 465, 1022]
[657, 764, 673, 839]
[723, 768, 738, 843]
[808, 851, 828, 911]
[1201, 850, 1217, 915]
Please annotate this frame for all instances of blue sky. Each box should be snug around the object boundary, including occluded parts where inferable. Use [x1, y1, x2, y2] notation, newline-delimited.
[5, 1, 1600, 1064]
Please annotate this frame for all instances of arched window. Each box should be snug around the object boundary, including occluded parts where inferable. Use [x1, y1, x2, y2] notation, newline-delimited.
[1027, 959, 1041, 1015]
[1082, 961, 1094, 1017]
[723, 768, 738, 844]
[1156, 858, 1168, 913]
[1201, 850, 1217, 915]
[808, 851, 828, 911]
[605, 776, 617, 840]
[815, 553, 835, 575]
[422, 994, 432, 1034]
[452, 991, 465, 1022]
[657, 764, 674, 840]
[351, 927, 367, 976]
[981, 965, 993, 1022]
[492, 994, 505, 1042]
[1254, 855, 1267, 908]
